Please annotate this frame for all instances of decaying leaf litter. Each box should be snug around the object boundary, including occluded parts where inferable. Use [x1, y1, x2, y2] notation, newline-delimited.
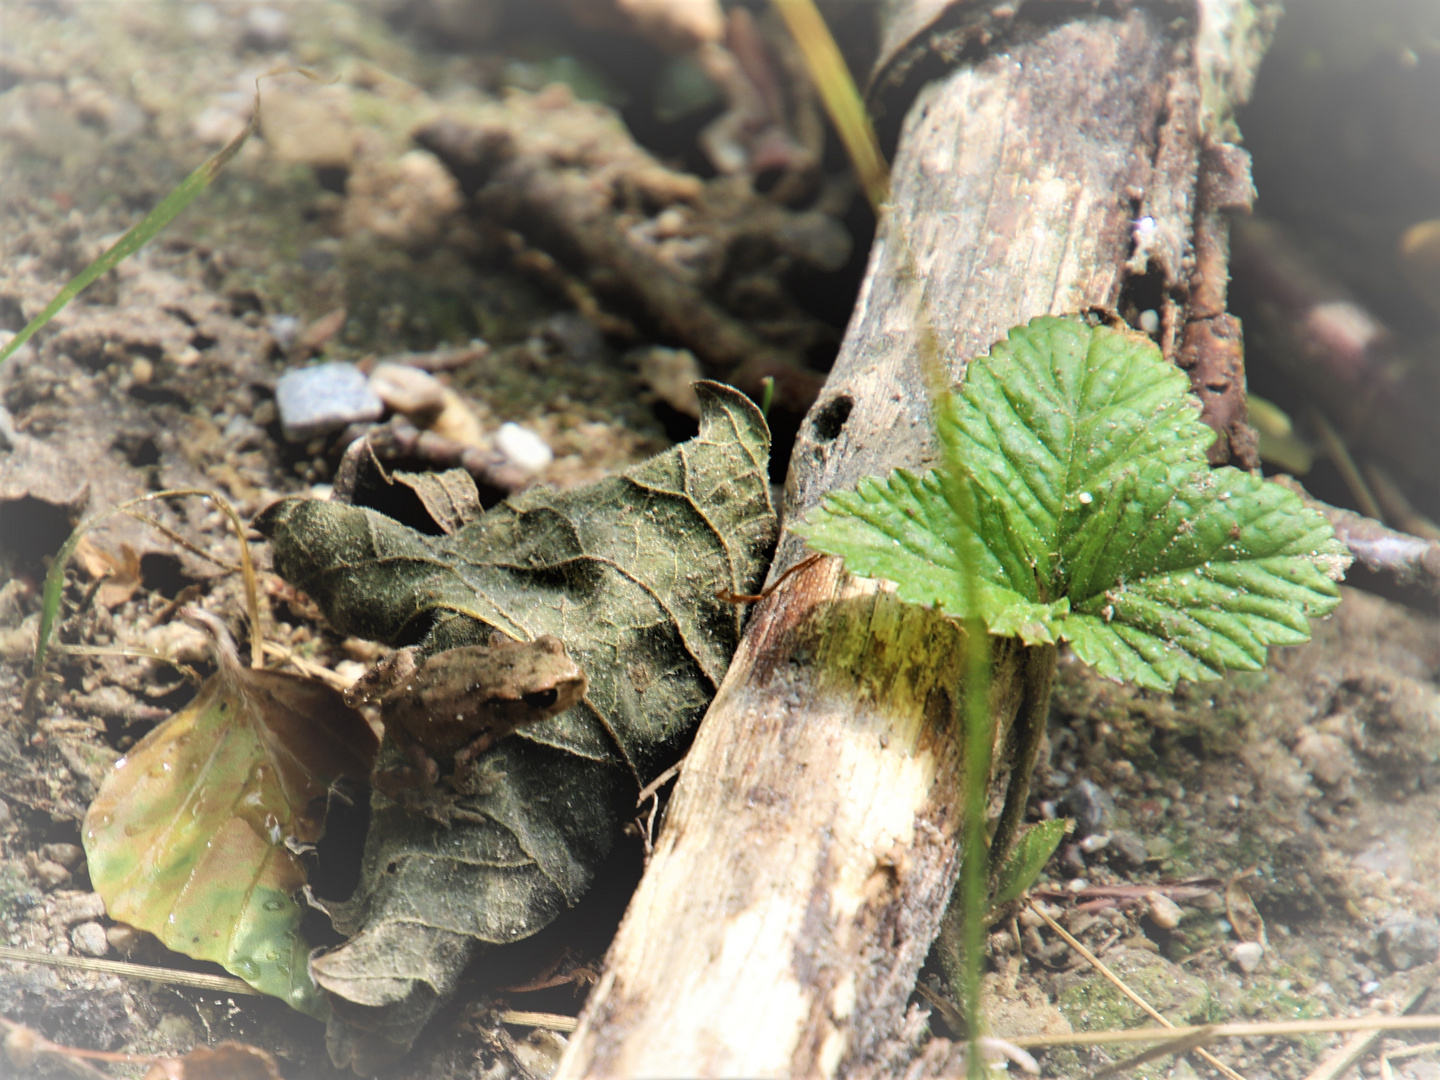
[4, 2, 1440, 1079]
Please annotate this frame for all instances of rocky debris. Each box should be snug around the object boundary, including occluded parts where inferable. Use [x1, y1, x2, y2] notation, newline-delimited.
[70, 921, 108, 957]
[1229, 941, 1265, 974]
[1145, 891, 1184, 930]
[634, 345, 704, 418]
[1379, 914, 1440, 971]
[368, 362, 447, 426]
[1059, 778, 1114, 838]
[51, 892, 106, 928]
[38, 844, 82, 869]
[494, 421, 553, 475]
[1105, 829, 1148, 868]
[275, 362, 384, 442]
[1055, 948, 1210, 1029]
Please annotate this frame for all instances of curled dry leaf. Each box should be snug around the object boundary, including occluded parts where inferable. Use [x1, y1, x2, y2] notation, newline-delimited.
[82, 609, 378, 1017]
[73, 536, 144, 608]
[254, 382, 776, 1069]
[1225, 874, 1267, 946]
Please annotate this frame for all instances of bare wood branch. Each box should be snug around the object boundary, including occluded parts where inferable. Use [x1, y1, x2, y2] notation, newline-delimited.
[555, 5, 1267, 1076]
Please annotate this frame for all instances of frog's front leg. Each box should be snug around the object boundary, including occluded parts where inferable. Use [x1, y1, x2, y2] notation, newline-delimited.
[372, 722, 441, 799]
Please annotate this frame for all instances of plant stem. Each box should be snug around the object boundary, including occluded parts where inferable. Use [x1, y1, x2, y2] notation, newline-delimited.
[988, 643, 1058, 883]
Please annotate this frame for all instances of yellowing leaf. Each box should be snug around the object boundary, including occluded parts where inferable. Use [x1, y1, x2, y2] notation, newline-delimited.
[82, 612, 377, 1015]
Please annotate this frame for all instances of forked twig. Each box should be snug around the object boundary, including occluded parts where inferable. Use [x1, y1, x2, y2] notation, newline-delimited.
[716, 552, 824, 604]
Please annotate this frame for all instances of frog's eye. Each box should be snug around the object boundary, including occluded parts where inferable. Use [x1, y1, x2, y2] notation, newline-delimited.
[522, 688, 559, 710]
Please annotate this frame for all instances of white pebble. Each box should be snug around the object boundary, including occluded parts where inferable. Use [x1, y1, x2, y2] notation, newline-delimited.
[1138, 309, 1160, 335]
[1230, 940, 1264, 973]
[1078, 833, 1110, 854]
[70, 922, 110, 958]
[495, 422, 553, 474]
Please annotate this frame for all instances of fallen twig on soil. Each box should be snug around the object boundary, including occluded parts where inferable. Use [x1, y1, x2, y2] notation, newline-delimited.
[1273, 476, 1440, 594]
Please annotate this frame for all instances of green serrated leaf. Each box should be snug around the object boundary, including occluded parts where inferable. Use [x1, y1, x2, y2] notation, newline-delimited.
[990, 818, 1068, 913]
[796, 315, 1351, 691]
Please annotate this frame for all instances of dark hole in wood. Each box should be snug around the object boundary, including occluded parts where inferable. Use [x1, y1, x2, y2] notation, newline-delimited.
[811, 394, 853, 442]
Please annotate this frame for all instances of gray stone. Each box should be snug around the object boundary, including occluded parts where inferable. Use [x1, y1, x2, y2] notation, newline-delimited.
[1106, 829, 1149, 868]
[1059, 778, 1114, 837]
[1379, 914, 1440, 971]
[275, 362, 384, 442]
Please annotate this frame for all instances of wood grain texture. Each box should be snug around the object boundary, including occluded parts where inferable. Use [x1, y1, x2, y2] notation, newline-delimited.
[555, 8, 1213, 1077]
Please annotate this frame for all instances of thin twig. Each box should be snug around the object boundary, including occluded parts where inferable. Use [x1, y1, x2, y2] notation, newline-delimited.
[1090, 1026, 1220, 1080]
[0, 945, 257, 995]
[1273, 475, 1440, 594]
[122, 509, 244, 573]
[716, 552, 823, 605]
[497, 1010, 579, 1032]
[636, 759, 683, 808]
[1302, 963, 1435, 1080]
[1029, 901, 1246, 1080]
[1012, 1015, 1440, 1050]
[260, 640, 352, 690]
[0, 1016, 113, 1079]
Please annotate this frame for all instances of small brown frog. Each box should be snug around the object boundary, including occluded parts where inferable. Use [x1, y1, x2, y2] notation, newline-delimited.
[346, 633, 587, 799]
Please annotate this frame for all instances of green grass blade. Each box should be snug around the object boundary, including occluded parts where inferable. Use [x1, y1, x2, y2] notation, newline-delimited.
[772, 0, 890, 211]
[0, 88, 259, 369]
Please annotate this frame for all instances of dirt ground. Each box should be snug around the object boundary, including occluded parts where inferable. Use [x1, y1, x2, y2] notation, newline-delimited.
[2, 2, 1440, 1079]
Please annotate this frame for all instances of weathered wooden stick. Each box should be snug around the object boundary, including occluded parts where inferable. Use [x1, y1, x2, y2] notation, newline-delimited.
[555, 4, 1266, 1075]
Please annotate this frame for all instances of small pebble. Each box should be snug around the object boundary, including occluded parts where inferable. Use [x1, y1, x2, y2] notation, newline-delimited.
[106, 923, 145, 957]
[1145, 891, 1184, 930]
[1106, 829, 1148, 868]
[184, 3, 221, 39]
[430, 390, 488, 448]
[369, 362, 446, 425]
[495, 422, 554, 474]
[1059, 778, 1114, 837]
[1230, 940, 1264, 973]
[1360, 979, 1381, 995]
[244, 5, 290, 48]
[0, 797, 11, 828]
[1059, 843, 1086, 877]
[268, 314, 302, 352]
[32, 861, 71, 890]
[275, 363, 384, 443]
[1065, 878, 1089, 893]
[70, 921, 109, 958]
[40, 843, 83, 869]
[52, 892, 106, 927]
[1378, 914, 1440, 971]
[1138, 308, 1160, 335]
[1078, 833, 1110, 854]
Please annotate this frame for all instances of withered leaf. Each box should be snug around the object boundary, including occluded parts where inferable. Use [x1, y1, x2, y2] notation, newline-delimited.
[254, 382, 775, 1068]
[391, 468, 482, 535]
[82, 611, 377, 1017]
